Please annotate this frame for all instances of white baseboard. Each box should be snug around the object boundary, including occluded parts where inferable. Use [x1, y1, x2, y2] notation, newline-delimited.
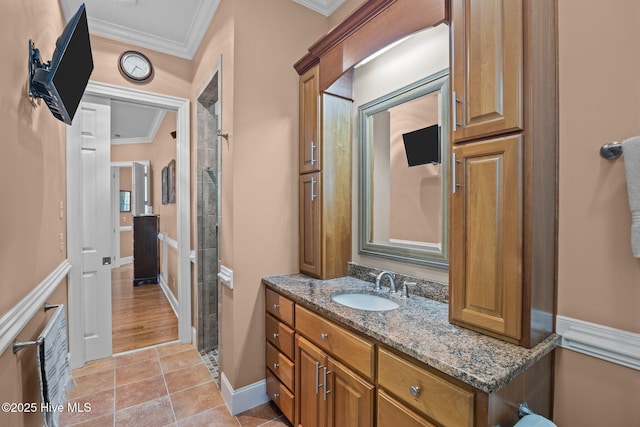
[0, 260, 71, 355]
[557, 315, 640, 371]
[220, 372, 269, 415]
[158, 275, 178, 317]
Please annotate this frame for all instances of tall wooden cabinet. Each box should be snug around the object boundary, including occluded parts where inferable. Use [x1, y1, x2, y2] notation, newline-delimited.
[298, 66, 352, 279]
[133, 215, 159, 286]
[449, 0, 557, 347]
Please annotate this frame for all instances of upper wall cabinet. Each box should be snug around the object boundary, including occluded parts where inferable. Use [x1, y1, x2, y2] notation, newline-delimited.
[451, 0, 523, 143]
[299, 66, 320, 174]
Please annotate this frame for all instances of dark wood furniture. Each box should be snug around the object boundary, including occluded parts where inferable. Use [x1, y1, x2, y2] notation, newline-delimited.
[133, 215, 159, 286]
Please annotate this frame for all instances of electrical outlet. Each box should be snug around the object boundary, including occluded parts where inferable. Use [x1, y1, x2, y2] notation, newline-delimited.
[59, 233, 64, 252]
[59, 200, 64, 219]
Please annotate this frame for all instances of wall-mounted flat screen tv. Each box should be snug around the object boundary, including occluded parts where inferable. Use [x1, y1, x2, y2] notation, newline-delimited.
[402, 124, 441, 167]
[29, 3, 93, 125]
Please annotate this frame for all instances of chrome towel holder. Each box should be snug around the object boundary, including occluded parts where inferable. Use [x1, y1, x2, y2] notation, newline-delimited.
[13, 304, 61, 353]
[600, 142, 623, 160]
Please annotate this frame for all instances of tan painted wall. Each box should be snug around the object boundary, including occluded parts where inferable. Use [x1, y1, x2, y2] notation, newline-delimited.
[89, 35, 192, 99]
[554, 0, 640, 424]
[119, 167, 133, 258]
[189, 0, 329, 389]
[0, 2, 69, 426]
[388, 93, 441, 244]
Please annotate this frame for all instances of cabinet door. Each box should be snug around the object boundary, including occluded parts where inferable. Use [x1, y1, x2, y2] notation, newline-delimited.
[300, 172, 322, 277]
[450, 135, 523, 341]
[377, 391, 436, 427]
[300, 66, 320, 173]
[296, 336, 328, 427]
[327, 358, 374, 427]
[451, 0, 523, 143]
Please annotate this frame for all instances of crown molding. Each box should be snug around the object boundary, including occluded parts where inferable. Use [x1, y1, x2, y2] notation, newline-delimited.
[84, 0, 220, 60]
[294, 0, 346, 16]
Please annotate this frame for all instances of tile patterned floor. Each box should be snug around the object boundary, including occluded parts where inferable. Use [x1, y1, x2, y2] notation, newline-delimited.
[61, 343, 291, 427]
[200, 348, 220, 387]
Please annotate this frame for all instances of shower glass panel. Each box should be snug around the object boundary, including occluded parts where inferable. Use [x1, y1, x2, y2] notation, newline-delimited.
[197, 76, 220, 354]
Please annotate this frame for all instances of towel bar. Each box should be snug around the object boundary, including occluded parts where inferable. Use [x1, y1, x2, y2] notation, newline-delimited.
[13, 304, 62, 353]
[600, 142, 623, 160]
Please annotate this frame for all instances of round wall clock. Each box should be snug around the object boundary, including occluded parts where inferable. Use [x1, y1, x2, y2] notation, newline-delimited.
[118, 50, 153, 83]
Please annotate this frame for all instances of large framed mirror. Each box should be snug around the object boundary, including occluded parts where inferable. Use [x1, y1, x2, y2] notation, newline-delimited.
[358, 69, 449, 269]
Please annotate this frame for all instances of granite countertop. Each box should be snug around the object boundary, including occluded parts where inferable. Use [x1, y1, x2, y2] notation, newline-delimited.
[263, 273, 560, 394]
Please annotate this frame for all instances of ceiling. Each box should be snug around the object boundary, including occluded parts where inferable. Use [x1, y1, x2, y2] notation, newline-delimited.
[60, 0, 345, 143]
[60, 0, 346, 60]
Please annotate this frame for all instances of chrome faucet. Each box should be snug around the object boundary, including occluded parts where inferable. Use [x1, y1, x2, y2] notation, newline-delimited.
[375, 271, 397, 293]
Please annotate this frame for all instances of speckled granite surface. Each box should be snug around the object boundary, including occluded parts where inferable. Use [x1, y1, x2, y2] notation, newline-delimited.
[347, 262, 449, 303]
[263, 273, 560, 394]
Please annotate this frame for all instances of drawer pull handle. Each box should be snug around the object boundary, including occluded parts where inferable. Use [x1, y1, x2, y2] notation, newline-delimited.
[323, 366, 332, 401]
[273, 393, 280, 399]
[273, 333, 279, 339]
[320, 333, 328, 340]
[409, 385, 421, 397]
[273, 303, 279, 310]
[273, 362, 279, 370]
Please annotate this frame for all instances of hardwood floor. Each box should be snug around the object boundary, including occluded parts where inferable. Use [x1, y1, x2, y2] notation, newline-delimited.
[112, 264, 178, 353]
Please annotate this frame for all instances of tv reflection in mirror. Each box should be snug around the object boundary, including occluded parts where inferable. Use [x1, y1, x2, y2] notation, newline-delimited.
[403, 124, 440, 167]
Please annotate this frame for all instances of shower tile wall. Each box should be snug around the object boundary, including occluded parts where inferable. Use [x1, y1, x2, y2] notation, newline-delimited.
[196, 75, 219, 352]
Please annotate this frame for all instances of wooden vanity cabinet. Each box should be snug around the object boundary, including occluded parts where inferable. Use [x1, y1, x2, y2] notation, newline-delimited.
[265, 288, 296, 424]
[295, 317, 374, 427]
[266, 287, 553, 427]
[298, 74, 352, 280]
[449, 0, 558, 347]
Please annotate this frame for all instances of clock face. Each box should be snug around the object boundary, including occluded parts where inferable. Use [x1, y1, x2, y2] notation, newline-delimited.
[119, 51, 153, 82]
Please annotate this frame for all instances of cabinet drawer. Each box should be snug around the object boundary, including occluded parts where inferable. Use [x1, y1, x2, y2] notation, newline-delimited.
[266, 314, 295, 360]
[266, 370, 295, 424]
[265, 288, 295, 327]
[266, 342, 294, 391]
[378, 390, 436, 427]
[378, 348, 474, 427]
[295, 305, 374, 380]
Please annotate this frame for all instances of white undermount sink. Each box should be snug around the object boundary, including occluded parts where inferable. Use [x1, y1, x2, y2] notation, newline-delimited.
[331, 292, 399, 311]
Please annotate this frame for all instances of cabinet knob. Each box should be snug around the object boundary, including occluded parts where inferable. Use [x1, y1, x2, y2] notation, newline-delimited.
[409, 385, 421, 397]
[320, 333, 328, 340]
[273, 362, 279, 370]
[273, 333, 279, 339]
[273, 303, 279, 310]
[273, 393, 280, 399]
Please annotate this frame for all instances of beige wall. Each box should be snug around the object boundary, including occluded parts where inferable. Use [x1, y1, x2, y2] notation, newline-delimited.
[189, 0, 329, 389]
[0, 2, 69, 426]
[119, 167, 133, 258]
[389, 94, 441, 244]
[90, 35, 192, 99]
[555, 0, 640, 424]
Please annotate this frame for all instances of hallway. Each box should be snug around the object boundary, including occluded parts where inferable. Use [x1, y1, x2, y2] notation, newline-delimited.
[60, 343, 290, 426]
[112, 265, 178, 353]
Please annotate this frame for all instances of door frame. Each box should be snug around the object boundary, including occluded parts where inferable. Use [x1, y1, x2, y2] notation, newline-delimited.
[67, 81, 191, 368]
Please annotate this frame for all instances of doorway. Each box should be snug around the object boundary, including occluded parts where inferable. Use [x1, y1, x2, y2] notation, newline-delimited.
[67, 81, 191, 369]
[109, 107, 179, 353]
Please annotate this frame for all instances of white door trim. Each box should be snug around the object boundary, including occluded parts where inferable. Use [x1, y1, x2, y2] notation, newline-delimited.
[68, 81, 191, 368]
